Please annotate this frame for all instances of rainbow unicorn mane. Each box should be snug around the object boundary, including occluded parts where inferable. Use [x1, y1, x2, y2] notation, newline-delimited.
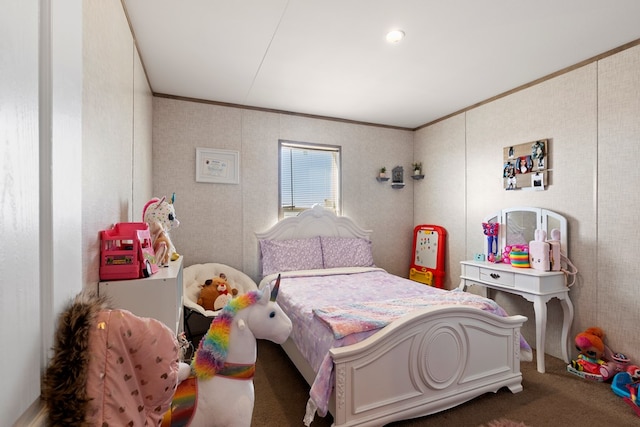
[191, 290, 261, 379]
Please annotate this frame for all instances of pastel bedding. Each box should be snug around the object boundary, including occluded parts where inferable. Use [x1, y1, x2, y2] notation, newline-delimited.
[259, 267, 532, 419]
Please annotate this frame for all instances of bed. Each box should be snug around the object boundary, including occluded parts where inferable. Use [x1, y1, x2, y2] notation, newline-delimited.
[256, 205, 530, 427]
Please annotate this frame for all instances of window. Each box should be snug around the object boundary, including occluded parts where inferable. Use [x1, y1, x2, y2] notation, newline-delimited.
[279, 140, 341, 218]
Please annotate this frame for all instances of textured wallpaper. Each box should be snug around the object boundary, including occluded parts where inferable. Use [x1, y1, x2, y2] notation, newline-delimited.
[152, 99, 415, 281]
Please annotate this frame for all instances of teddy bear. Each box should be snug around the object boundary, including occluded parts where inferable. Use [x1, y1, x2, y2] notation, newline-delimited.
[570, 326, 617, 380]
[197, 273, 239, 311]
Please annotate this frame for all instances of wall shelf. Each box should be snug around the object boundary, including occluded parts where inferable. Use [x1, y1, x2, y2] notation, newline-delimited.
[411, 174, 425, 180]
[376, 176, 390, 182]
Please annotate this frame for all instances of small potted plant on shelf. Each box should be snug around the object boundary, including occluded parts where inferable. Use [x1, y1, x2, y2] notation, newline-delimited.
[412, 162, 422, 176]
[379, 167, 387, 178]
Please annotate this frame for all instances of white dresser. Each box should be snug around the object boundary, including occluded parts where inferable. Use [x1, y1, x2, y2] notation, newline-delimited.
[98, 256, 184, 335]
[459, 259, 573, 373]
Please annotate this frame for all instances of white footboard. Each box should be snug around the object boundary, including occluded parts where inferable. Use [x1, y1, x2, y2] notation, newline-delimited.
[329, 306, 527, 427]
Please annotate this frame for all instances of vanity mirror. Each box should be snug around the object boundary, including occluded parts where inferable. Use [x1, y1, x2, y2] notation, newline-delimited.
[484, 207, 568, 257]
[462, 206, 572, 373]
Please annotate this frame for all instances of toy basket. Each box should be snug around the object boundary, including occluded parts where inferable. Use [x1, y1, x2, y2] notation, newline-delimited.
[100, 222, 155, 280]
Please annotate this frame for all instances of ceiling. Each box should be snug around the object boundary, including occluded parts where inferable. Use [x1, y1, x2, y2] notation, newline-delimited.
[123, 1, 640, 129]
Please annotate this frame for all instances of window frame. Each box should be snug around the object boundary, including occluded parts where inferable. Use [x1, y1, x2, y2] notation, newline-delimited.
[278, 139, 342, 219]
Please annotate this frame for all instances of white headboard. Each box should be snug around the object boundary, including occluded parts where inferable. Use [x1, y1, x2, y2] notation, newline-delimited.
[256, 205, 372, 241]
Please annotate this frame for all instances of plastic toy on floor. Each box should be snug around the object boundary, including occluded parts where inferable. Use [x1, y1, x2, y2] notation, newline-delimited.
[611, 365, 640, 417]
[567, 326, 618, 381]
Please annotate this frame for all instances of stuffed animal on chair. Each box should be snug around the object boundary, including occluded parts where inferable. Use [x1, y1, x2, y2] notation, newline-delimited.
[143, 193, 180, 265]
[197, 274, 239, 311]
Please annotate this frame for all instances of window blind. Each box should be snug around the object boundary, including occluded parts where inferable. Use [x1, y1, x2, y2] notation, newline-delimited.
[280, 141, 340, 218]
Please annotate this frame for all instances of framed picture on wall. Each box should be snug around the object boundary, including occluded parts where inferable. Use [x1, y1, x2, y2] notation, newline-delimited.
[196, 147, 240, 184]
[502, 139, 548, 190]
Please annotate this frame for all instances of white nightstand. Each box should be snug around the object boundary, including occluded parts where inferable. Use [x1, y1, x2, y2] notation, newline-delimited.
[459, 260, 573, 373]
[98, 256, 184, 335]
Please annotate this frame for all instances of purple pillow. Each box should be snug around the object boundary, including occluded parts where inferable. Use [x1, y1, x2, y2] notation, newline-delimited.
[260, 237, 323, 276]
[320, 237, 375, 269]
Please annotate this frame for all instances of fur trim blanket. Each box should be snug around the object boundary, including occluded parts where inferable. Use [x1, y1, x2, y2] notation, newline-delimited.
[43, 291, 181, 426]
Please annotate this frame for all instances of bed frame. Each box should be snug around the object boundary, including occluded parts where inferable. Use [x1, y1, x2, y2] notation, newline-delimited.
[256, 205, 527, 427]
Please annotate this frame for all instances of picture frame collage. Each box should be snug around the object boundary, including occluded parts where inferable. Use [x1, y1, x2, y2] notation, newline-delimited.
[503, 139, 548, 191]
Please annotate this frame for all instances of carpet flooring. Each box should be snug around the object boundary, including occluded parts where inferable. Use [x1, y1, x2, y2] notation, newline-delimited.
[250, 340, 639, 426]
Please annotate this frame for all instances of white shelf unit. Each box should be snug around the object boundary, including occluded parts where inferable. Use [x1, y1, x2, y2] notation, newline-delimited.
[98, 256, 184, 335]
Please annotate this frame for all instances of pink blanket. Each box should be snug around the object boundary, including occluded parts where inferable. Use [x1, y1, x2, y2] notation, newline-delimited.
[313, 295, 499, 339]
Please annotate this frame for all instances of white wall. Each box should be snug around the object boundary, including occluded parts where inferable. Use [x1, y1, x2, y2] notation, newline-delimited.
[6, 1, 153, 424]
[1, 1, 41, 423]
[413, 113, 467, 290]
[133, 49, 154, 219]
[597, 45, 640, 354]
[414, 44, 640, 361]
[82, 0, 134, 286]
[82, 1, 154, 289]
[152, 99, 415, 281]
[49, 0, 84, 365]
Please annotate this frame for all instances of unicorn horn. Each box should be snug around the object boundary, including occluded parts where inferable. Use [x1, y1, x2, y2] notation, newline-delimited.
[270, 274, 281, 301]
[170, 192, 175, 204]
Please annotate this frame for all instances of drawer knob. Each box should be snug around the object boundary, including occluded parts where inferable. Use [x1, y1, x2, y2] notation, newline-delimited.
[490, 273, 500, 279]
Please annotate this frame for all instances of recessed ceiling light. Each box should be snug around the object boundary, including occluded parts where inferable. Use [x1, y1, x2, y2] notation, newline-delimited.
[386, 29, 405, 43]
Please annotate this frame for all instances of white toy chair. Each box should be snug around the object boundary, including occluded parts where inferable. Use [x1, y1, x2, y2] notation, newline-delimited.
[183, 263, 258, 341]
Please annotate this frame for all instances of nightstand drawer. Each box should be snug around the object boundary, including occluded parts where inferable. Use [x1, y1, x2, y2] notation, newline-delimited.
[479, 268, 515, 288]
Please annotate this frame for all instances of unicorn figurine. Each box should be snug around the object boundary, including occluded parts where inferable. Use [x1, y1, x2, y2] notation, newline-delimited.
[143, 193, 180, 266]
[184, 275, 292, 427]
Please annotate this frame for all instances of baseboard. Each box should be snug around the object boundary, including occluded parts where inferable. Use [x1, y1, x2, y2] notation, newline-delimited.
[13, 399, 47, 427]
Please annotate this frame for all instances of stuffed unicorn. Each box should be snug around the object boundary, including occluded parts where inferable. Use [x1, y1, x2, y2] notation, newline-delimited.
[143, 193, 180, 266]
